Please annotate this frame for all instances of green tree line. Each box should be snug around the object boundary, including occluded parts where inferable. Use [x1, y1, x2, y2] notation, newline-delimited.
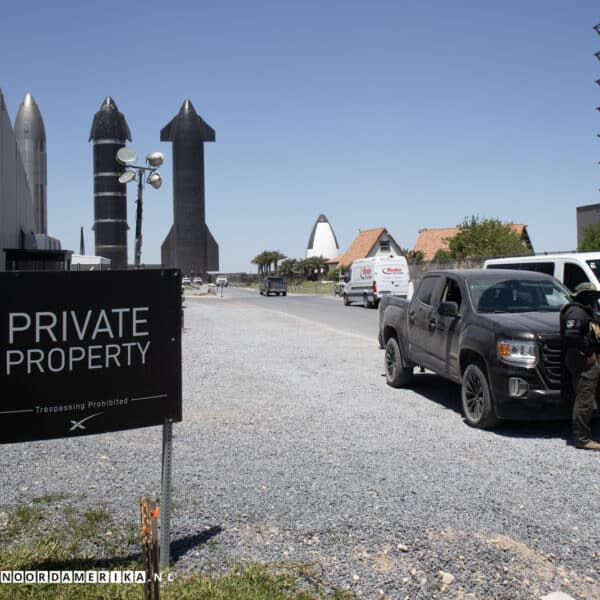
[251, 251, 331, 281]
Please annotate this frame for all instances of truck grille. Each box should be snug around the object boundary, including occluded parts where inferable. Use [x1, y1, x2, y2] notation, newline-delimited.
[541, 342, 562, 385]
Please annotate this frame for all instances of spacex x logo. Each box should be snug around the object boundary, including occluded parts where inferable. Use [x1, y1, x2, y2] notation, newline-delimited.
[69, 412, 104, 431]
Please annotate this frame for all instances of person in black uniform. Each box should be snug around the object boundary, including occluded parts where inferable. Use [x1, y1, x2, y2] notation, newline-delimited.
[560, 281, 600, 451]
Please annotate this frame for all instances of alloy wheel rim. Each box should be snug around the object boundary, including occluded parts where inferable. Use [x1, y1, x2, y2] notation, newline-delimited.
[465, 371, 483, 419]
[385, 345, 396, 377]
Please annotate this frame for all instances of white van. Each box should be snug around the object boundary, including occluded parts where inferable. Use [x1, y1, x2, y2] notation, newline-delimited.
[343, 256, 409, 308]
[483, 252, 600, 293]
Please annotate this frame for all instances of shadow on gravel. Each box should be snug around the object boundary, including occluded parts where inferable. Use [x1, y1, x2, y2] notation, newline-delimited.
[21, 526, 224, 571]
[171, 525, 223, 561]
[401, 372, 600, 444]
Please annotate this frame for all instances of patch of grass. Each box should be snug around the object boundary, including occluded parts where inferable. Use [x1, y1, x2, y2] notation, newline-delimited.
[1, 504, 44, 542]
[31, 493, 71, 505]
[0, 501, 355, 599]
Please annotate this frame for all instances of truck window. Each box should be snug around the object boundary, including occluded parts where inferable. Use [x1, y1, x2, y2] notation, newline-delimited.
[586, 260, 600, 284]
[563, 262, 589, 292]
[441, 278, 462, 310]
[417, 276, 439, 306]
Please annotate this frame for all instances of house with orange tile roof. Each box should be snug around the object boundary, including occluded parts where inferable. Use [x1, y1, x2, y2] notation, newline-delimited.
[329, 227, 404, 269]
[413, 224, 532, 261]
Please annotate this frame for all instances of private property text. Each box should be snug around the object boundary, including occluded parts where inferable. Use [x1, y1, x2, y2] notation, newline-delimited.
[4, 307, 151, 375]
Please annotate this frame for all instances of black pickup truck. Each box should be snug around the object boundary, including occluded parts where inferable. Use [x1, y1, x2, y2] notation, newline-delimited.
[378, 269, 573, 428]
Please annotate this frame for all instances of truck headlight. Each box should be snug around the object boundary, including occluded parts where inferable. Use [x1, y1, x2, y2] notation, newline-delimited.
[497, 340, 538, 367]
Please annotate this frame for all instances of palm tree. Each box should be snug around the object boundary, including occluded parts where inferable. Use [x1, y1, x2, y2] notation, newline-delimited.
[270, 250, 287, 274]
[301, 255, 328, 280]
[279, 258, 300, 280]
[251, 251, 272, 276]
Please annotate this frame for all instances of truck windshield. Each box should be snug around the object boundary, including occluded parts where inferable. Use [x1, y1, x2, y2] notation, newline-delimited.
[469, 278, 571, 313]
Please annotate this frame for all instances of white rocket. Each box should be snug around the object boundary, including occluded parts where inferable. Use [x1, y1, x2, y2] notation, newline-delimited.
[306, 214, 339, 259]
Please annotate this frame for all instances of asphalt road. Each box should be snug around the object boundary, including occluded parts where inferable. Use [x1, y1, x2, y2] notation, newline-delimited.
[202, 285, 381, 343]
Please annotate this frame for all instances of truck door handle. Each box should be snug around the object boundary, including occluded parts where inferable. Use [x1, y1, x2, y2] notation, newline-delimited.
[409, 311, 416, 322]
[429, 318, 437, 330]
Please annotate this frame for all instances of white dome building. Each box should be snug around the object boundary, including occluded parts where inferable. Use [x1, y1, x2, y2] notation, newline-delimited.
[306, 214, 339, 259]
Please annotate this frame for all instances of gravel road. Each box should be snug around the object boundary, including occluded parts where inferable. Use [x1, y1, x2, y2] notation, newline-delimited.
[1, 292, 599, 599]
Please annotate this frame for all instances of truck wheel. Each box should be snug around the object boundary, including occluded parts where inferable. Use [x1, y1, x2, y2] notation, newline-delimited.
[283, 292, 287, 296]
[344, 294, 350, 306]
[385, 337, 413, 387]
[461, 363, 501, 429]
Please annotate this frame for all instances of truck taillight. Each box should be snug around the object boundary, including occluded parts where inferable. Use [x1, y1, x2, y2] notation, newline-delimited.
[373, 280, 377, 293]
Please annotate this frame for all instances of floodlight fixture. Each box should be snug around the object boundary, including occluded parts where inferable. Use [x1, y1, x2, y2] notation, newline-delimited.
[116, 146, 138, 165]
[146, 152, 164, 168]
[118, 169, 136, 184]
[114, 146, 164, 267]
[147, 172, 162, 189]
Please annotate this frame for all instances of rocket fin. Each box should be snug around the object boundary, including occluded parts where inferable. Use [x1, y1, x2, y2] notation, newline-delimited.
[161, 225, 175, 267]
[160, 119, 174, 142]
[206, 225, 219, 271]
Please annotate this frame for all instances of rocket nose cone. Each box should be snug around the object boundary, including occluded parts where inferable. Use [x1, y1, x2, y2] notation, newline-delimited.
[14, 93, 46, 139]
[18, 93, 41, 114]
[89, 96, 131, 141]
[317, 214, 329, 223]
[179, 99, 198, 117]
[23, 93, 35, 108]
[101, 96, 119, 112]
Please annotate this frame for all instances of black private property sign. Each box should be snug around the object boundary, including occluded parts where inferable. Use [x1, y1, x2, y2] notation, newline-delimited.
[0, 270, 182, 444]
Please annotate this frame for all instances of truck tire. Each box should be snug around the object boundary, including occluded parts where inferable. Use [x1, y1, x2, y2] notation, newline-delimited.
[344, 294, 350, 306]
[385, 337, 413, 388]
[461, 363, 501, 429]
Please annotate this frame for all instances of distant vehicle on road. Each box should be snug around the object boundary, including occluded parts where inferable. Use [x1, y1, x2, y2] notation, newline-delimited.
[215, 276, 228, 287]
[260, 276, 288, 296]
[182, 276, 191, 284]
[343, 256, 409, 308]
[193, 276, 203, 285]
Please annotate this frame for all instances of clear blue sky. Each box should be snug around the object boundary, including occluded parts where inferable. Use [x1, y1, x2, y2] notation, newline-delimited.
[1, 1, 599, 272]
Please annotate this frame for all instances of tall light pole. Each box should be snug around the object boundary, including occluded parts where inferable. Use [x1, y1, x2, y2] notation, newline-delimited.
[116, 147, 164, 267]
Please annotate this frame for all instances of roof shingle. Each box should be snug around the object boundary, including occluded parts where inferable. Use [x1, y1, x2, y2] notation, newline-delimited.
[334, 228, 386, 268]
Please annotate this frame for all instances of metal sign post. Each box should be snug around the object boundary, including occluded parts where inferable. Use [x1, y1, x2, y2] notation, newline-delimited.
[159, 418, 173, 571]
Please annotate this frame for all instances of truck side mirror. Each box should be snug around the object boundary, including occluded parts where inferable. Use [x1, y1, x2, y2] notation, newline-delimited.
[438, 301, 458, 316]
